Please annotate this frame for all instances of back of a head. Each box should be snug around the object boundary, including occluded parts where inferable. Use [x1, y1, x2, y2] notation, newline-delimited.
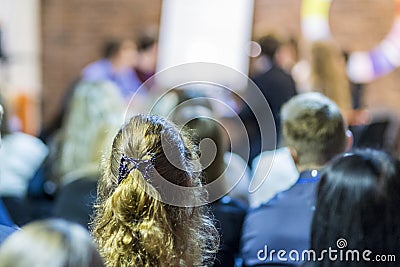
[281, 92, 346, 168]
[0, 219, 104, 267]
[172, 104, 226, 184]
[311, 149, 400, 265]
[102, 39, 122, 59]
[136, 32, 157, 52]
[169, 89, 226, 183]
[258, 34, 281, 60]
[92, 114, 218, 267]
[58, 81, 124, 178]
[310, 41, 352, 112]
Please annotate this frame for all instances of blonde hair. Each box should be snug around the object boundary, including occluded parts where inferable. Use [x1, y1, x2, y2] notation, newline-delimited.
[57, 81, 124, 182]
[281, 92, 346, 167]
[0, 219, 104, 267]
[310, 41, 352, 113]
[91, 114, 219, 267]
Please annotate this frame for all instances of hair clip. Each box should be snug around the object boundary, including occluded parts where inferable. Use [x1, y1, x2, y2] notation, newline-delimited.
[118, 154, 155, 184]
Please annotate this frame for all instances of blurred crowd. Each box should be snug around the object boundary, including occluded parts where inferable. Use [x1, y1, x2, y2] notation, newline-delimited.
[0, 29, 399, 267]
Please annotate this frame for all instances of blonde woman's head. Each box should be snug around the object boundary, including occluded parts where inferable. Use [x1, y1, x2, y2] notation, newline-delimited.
[0, 219, 104, 267]
[58, 81, 125, 180]
[92, 114, 219, 267]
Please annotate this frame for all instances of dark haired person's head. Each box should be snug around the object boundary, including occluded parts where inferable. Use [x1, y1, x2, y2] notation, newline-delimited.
[281, 92, 350, 171]
[136, 33, 157, 53]
[258, 34, 282, 61]
[310, 149, 400, 266]
[135, 30, 158, 78]
[102, 38, 137, 69]
[91, 114, 218, 266]
[169, 89, 226, 184]
[102, 40, 121, 59]
[172, 104, 226, 184]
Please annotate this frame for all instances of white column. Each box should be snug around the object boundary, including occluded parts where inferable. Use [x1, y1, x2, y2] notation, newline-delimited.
[0, 0, 41, 94]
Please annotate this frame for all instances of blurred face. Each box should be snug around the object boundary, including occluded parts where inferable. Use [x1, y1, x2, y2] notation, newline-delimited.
[136, 43, 158, 73]
[117, 40, 138, 68]
[275, 44, 296, 71]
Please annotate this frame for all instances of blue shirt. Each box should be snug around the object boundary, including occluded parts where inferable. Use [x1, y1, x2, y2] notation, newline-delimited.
[240, 170, 320, 266]
[82, 59, 142, 99]
[0, 199, 17, 244]
[0, 199, 13, 227]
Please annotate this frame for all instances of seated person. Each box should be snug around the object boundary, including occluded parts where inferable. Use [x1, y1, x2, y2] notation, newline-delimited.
[171, 103, 248, 267]
[81, 38, 141, 100]
[91, 114, 219, 266]
[240, 34, 297, 164]
[0, 198, 14, 228]
[134, 31, 158, 84]
[52, 81, 124, 228]
[306, 149, 400, 267]
[170, 89, 251, 205]
[240, 92, 352, 266]
[0, 94, 48, 198]
[249, 147, 299, 208]
[0, 224, 16, 244]
[0, 219, 104, 267]
[0, 103, 18, 242]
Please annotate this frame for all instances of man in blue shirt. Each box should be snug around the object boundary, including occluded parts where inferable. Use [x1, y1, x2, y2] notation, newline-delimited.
[240, 93, 352, 266]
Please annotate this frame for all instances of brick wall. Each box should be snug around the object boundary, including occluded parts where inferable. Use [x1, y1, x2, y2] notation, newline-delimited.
[41, 0, 399, 127]
[41, 0, 162, 126]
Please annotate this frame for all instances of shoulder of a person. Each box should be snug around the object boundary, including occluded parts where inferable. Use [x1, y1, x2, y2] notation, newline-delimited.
[2, 132, 48, 155]
[0, 224, 18, 243]
[81, 59, 110, 77]
[224, 152, 248, 170]
[273, 65, 295, 79]
[215, 196, 247, 212]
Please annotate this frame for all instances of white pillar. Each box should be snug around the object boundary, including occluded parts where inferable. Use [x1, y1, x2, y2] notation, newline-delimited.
[0, 0, 41, 94]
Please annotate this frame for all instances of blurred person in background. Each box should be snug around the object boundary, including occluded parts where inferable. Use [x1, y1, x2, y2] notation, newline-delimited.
[310, 41, 369, 126]
[0, 103, 18, 244]
[170, 88, 250, 205]
[306, 149, 400, 267]
[0, 219, 104, 267]
[249, 146, 299, 208]
[274, 36, 299, 75]
[240, 34, 297, 165]
[170, 97, 248, 267]
[240, 93, 352, 266]
[0, 94, 48, 226]
[134, 30, 158, 85]
[51, 81, 125, 228]
[81, 38, 142, 100]
[0, 94, 48, 199]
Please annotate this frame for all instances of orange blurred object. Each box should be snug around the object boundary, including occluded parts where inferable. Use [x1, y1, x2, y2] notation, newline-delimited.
[14, 92, 38, 136]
